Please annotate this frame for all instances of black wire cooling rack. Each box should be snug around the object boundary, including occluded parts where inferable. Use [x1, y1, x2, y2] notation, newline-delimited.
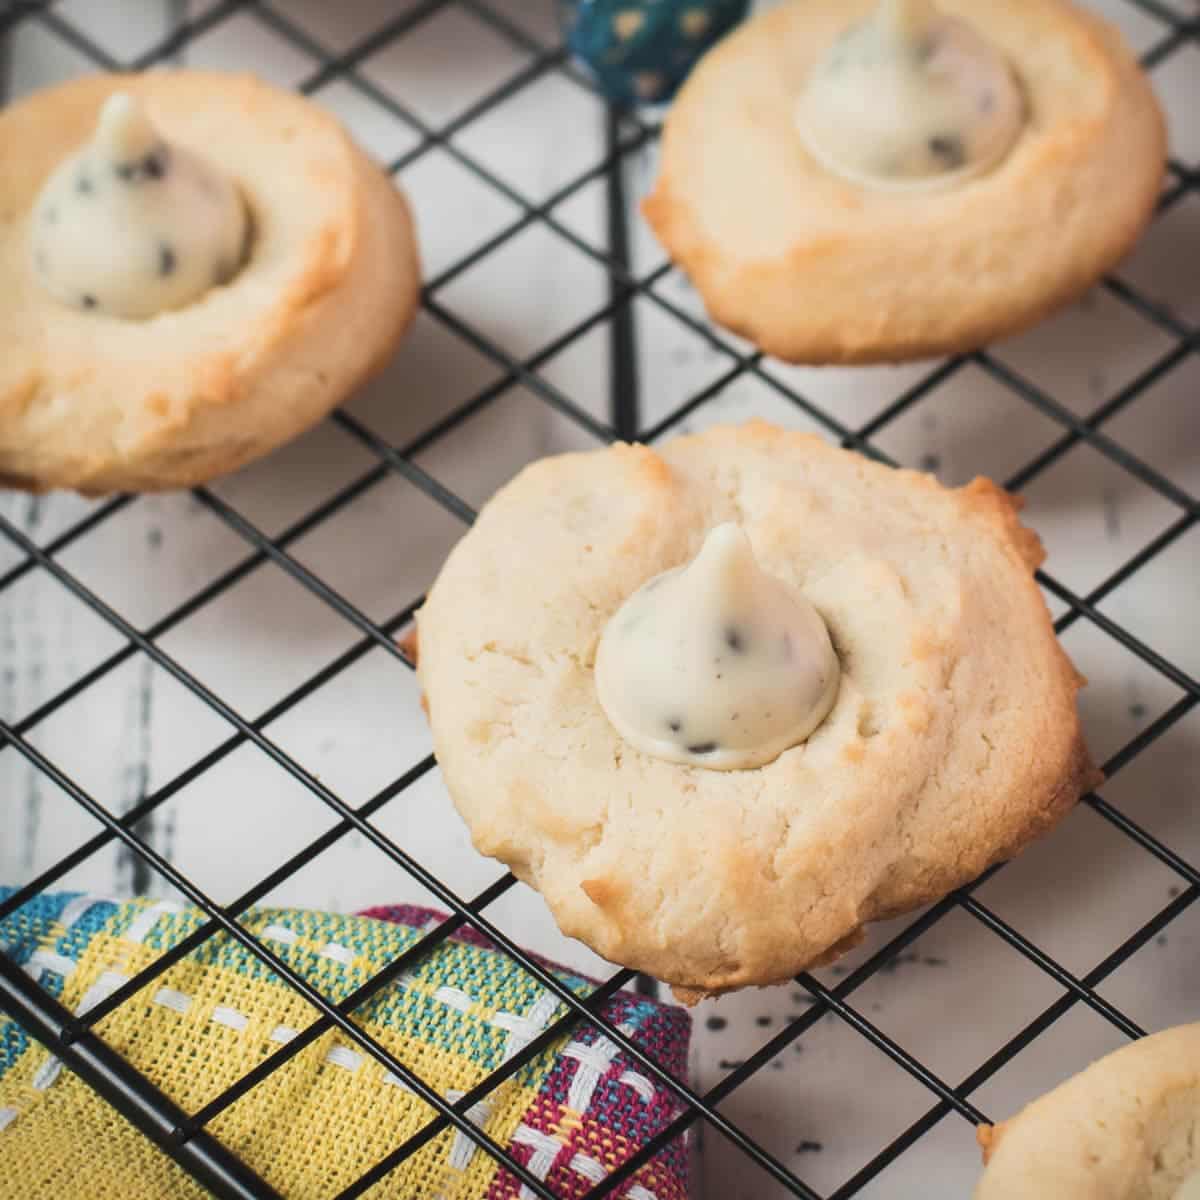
[0, 0, 1197, 1197]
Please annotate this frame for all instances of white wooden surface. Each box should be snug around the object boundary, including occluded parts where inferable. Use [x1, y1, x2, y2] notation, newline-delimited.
[1, 2, 1198, 1197]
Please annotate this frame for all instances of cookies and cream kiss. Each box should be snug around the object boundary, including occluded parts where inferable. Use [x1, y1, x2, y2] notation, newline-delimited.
[796, 0, 1024, 191]
[595, 523, 840, 770]
[30, 93, 248, 319]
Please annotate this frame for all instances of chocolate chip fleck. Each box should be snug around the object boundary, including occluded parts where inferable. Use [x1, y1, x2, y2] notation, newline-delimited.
[667, 718, 682, 734]
[116, 147, 169, 183]
[718, 1059, 745, 1071]
[158, 243, 177, 277]
[81, 294, 98, 309]
[915, 35, 937, 63]
[929, 133, 967, 169]
[687, 742, 718, 755]
[797, 1140, 823, 1154]
[143, 148, 167, 180]
[76, 174, 93, 195]
[755, 1015, 772, 1027]
[725, 627, 744, 653]
[705, 1016, 727, 1031]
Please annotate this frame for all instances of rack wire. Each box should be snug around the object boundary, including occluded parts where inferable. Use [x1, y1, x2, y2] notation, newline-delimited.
[0, 0, 1197, 1196]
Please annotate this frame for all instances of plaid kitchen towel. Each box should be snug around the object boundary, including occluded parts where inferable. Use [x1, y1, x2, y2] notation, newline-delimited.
[0, 888, 690, 1199]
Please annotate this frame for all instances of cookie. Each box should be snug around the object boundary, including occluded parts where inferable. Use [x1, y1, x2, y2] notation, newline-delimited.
[0, 71, 420, 493]
[975, 1024, 1200, 1198]
[643, 0, 1166, 364]
[415, 421, 1098, 998]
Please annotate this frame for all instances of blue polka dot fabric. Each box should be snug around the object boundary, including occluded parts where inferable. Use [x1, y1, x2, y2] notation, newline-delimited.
[560, 0, 750, 104]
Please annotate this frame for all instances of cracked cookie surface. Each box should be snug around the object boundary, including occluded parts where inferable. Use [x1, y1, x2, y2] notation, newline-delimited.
[415, 422, 1098, 998]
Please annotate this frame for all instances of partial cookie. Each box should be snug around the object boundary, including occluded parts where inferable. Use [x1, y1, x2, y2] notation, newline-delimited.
[0, 71, 420, 493]
[643, 0, 1166, 364]
[975, 1024, 1200, 1198]
[416, 421, 1098, 998]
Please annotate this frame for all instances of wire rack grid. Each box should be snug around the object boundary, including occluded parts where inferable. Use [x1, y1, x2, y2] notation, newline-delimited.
[0, 0, 1197, 1197]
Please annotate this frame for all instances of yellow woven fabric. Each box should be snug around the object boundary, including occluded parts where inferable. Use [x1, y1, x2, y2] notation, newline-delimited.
[0, 893, 692, 1200]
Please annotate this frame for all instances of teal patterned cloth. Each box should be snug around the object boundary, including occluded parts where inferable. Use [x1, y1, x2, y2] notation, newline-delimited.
[560, 0, 750, 103]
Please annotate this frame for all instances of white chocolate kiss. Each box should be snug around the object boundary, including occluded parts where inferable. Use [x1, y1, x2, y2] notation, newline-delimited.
[29, 92, 249, 319]
[594, 524, 840, 771]
[795, 0, 1024, 192]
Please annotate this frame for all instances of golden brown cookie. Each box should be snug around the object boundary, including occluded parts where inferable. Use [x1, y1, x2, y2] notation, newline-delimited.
[975, 1025, 1200, 1198]
[643, 0, 1166, 364]
[415, 422, 1098, 998]
[0, 71, 420, 493]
